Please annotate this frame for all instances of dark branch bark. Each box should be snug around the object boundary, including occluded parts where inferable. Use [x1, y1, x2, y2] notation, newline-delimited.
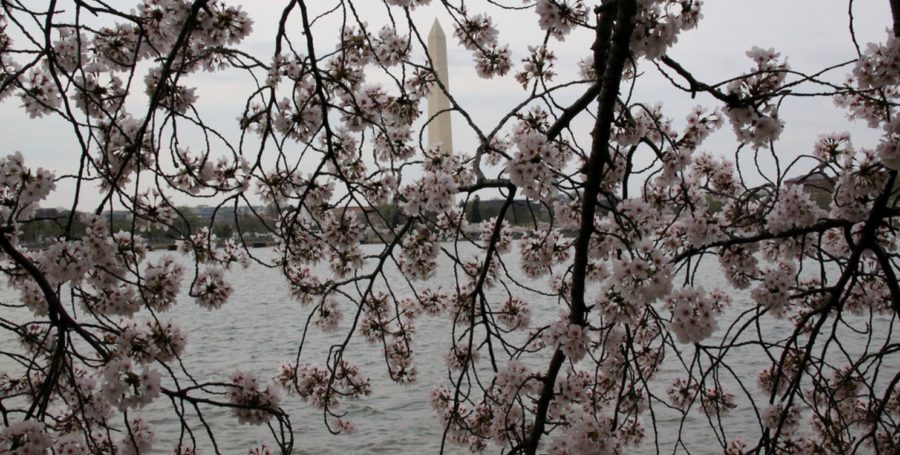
[891, 0, 900, 36]
[96, 0, 210, 212]
[0, 232, 109, 419]
[522, 1, 636, 453]
[766, 171, 898, 450]
[671, 218, 855, 263]
[545, 82, 601, 142]
[869, 242, 900, 316]
[0, 234, 108, 359]
[659, 55, 741, 105]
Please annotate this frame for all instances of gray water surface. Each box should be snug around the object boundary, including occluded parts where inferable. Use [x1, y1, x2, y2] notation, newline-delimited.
[0, 242, 895, 454]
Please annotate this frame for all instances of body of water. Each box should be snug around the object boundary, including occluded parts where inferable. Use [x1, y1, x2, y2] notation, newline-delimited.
[0, 242, 896, 453]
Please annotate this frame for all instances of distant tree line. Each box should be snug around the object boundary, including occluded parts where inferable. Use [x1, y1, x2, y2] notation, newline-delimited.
[19, 207, 273, 245]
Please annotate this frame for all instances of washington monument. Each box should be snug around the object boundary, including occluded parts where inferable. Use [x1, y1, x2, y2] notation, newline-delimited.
[427, 20, 452, 153]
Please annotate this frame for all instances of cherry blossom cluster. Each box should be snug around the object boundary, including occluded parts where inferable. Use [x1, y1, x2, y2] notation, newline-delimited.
[431, 359, 541, 450]
[142, 255, 185, 310]
[19, 69, 62, 118]
[115, 318, 186, 363]
[118, 418, 155, 455]
[227, 371, 282, 425]
[877, 116, 900, 171]
[453, 12, 512, 78]
[515, 45, 557, 89]
[400, 145, 473, 216]
[399, 227, 439, 280]
[100, 358, 162, 411]
[385, 0, 433, 8]
[519, 229, 570, 277]
[191, 267, 233, 309]
[547, 411, 619, 455]
[321, 214, 365, 276]
[507, 131, 569, 200]
[763, 403, 801, 435]
[666, 377, 699, 411]
[0, 152, 56, 221]
[172, 149, 252, 196]
[0, 421, 52, 454]
[533, 0, 587, 41]
[679, 106, 722, 151]
[688, 151, 739, 196]
[496, 296, 531, 330]
[852, 29, 900, 91]
[700, 386, 736, 415]
[543, 316, 589, 362]
[278, 361, 371, 430]
[603, 239, 673, 304]
[285, 264, 325, 305]
[665, 287, 727, 344]
[828, 150, 890, 222]
[272, 78, 323, 144]
[630, 0, 704, 59]
[724, 47, 789, 148]
[478, 217, 513, 252]
[764, 184, 825, 234]
[750, 262, 796, 318]
[359, 291, 418, 381]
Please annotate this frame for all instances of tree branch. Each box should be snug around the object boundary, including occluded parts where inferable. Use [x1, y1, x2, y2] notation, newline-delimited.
[524, 1, 636, 452]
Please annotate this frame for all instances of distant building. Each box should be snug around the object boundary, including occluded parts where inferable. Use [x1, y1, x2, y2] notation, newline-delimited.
[191, 205, 269, 226]
[462, 198, 554, 225]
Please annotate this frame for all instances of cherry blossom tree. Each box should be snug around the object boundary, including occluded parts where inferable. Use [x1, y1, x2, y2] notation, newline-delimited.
[0, 0, 898, 454]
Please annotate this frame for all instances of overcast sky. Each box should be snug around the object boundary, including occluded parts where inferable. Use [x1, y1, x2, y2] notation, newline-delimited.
[1, 1, 893, 208]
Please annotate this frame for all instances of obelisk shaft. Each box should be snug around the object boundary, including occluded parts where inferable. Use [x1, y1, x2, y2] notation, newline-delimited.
[427, 20, 452, 153]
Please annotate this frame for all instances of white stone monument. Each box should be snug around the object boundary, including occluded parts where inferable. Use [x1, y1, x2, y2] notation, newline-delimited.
[427, 19, 452, 153]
